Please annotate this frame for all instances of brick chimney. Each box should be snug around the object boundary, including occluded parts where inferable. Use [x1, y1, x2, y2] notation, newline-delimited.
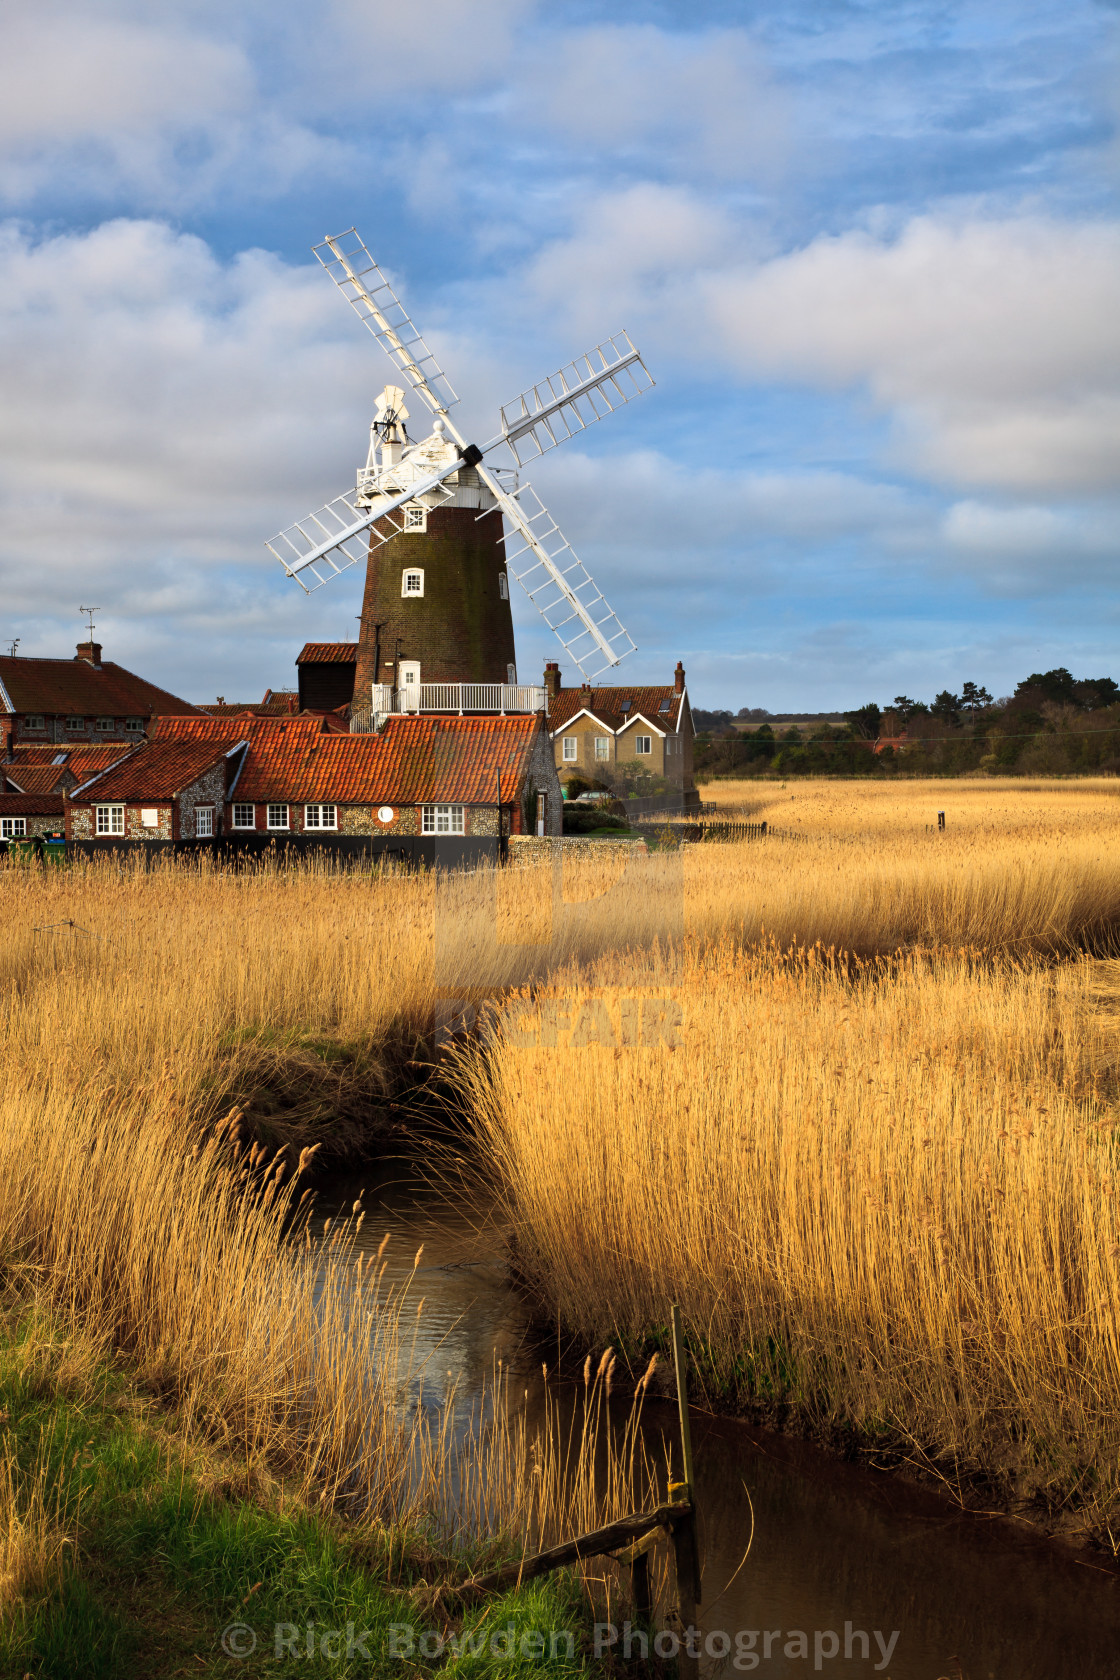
[1, 717, 13, 762]
[75, 641, 102, 667]
[543, 661, 561, 705]
[674, 661, 685, 695]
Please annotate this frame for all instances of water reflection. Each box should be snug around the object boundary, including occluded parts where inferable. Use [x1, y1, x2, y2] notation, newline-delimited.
[317, 1160, 1120, 1680]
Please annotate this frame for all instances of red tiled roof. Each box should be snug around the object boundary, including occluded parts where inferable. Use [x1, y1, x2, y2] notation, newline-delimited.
[197, 696, 301, 717]
[2, 764, 73, 793]
[549, 685, 686, 734]
[11, 744, 134, 772]
[151, 715, 326, 745]
[0, 793, 65, 816]
[233, 714, 542, 805]
[0, 656, 200, 718]
[296, 643, 358, 665]
[70, 739, 241, 802]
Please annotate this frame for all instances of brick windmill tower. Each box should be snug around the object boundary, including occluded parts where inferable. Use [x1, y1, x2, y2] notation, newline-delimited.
[349, 383, 516, 700]
[268, 230, 654, 721]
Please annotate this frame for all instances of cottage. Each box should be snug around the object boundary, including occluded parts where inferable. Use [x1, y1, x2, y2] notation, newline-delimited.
[0, 640, 200, 750]
[0, 793, 65, 842]
[545, 661, 697, 805]
[66, 738, 248, 842]
[155, 711, 561, 838]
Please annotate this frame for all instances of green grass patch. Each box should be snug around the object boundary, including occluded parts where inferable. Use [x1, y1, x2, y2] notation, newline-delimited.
[0, 1309, 624, 1678]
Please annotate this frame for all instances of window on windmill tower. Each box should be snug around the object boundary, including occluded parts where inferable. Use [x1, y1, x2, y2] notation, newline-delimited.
[402, 568, 424, 597]
[498, 572, 509, 600]
[403, 504, 427, 532]
[507, 663, 517, 685]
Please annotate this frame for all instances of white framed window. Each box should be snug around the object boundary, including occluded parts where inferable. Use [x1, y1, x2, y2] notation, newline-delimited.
[403, 503, 427, 532]
[266, 803, 289, 830]
[196, 806, 214, 837]
[96, 805, 124, 835]
[594, 736, 610, 761]
[65, 716, 84, 732]
[95, 717, 114, 733]
[507, 663, 517, 684]
[304, 804, 337, 830]
[562, 736, 578, 762]
[23, 715, 45, 731]
[634, 735, 652, 755]
[232, 803, 255, 829]
[1, 817, 26, 839]
[422, 805, 464, 835]
[498, 572, 509, 600]
[402, 568, 424, 597]
[125, 717, 145, 733]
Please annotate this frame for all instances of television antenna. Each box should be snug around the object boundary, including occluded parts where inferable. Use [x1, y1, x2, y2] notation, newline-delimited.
[5, 637, 18, 656]
[266, 229, 655, 679]
[79, 605, 102, 639]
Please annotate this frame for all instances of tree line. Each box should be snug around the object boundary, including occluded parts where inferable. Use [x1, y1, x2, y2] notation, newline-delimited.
[694, 669, 1120, 779]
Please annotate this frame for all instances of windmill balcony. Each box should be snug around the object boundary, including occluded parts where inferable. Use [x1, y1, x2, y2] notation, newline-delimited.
[350, 682, 547, 732]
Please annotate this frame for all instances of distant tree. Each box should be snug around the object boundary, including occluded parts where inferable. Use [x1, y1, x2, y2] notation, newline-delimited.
[737, 706, 772, 719]
[692, 708, 734, 732]
[845, 703, 881, 741]
[960, 681, 993, 713]
[1072, 676, 1120, 710]
[931, 690, 961, 726]
[1015, 668, 1076, 707]
[892, 695, 917, 716]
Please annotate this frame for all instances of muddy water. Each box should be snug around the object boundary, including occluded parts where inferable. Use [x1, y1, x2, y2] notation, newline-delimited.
[319, 1160, 1120, 1680]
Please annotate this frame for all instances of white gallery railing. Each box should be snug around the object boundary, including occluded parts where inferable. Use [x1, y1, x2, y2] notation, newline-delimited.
[351, 683, 547, 732]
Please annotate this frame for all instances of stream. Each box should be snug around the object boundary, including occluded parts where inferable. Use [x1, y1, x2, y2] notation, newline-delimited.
[318, 1157, 1120, 1680]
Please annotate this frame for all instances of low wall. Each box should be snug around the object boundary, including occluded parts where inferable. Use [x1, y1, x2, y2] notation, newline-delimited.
[64, 834, 506, 871]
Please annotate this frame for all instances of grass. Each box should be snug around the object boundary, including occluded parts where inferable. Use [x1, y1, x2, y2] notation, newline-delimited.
[6, 778, 1120, 1651]
[0, 854, 673, 1674]
[466, 939, 1120, 1550]
[0, 1307, 598, 1677]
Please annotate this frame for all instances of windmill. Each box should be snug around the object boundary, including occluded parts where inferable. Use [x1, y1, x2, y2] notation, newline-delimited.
[267, 229, 654, 706]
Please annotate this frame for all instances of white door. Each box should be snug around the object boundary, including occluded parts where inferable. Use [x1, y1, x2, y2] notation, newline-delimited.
[536, 791, 547, 837]
[399, 661, 421, 712]
[196, 806, 214, 837]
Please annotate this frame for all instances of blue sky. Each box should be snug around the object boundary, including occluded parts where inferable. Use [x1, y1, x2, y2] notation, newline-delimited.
[1, 0, 1117, 710]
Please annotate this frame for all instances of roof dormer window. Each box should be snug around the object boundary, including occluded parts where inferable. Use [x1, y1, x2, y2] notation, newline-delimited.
[659, 698, 671, 713]
[620, 700, 631, 716]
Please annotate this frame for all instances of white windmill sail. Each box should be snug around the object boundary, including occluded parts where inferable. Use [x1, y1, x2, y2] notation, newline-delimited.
[267, 228, 654, 678]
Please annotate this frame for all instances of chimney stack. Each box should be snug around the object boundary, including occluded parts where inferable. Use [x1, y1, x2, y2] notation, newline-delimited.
[1, 718, 13, 763]
[674, 661, 685, 695]
[543, 661, 561, 705]
[75, 641, 102, 667]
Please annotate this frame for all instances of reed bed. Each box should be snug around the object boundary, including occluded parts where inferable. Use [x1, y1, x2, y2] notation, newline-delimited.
[6, 777, 1120, 1565]
[466, 941, 1120, 1544]
[0, 855, 665, 1602]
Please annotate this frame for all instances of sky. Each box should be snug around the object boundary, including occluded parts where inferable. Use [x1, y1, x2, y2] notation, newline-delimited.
[0, 0, 1117, 711]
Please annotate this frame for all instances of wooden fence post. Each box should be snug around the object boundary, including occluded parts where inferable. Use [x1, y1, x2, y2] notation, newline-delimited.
[670, 1303, 702, 1674]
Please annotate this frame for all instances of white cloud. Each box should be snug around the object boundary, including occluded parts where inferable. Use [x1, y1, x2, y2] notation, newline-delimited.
[704, 214, 1120, 494]
[520, 24, 790, 180]
[0, 218, 386, 687]
[522, 183, 738, 343]
[324, 0, 531, 94]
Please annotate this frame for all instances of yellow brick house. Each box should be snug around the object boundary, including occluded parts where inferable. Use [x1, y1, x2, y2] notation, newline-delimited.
[545, 661, 697, 807]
